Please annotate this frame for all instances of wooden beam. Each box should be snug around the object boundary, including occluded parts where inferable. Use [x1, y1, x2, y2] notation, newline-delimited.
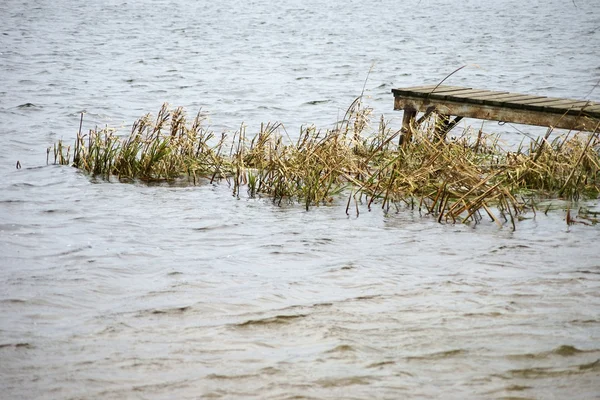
[400, 107, 417, 146]
[509, 97, 562, 105]
[394, 97, 599, 132]
[392, 85, 467, 96]
[415, 106, 437, 126]
[532, 99, 593, 109]
[583, 105, 600, 113]
[436, 115, 464, 141]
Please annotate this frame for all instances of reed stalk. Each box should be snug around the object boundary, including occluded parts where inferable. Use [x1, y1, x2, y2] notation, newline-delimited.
[48, 102, 600, 228]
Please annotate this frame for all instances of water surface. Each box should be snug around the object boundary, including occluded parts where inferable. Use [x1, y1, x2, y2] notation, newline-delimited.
[1, 0, 600, 398]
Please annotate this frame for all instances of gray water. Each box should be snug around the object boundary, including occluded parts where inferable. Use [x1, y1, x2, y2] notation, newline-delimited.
[1, 0, 600, 399]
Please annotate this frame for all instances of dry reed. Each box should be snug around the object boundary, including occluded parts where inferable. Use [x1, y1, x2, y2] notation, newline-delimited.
[49, 100, 600, 228]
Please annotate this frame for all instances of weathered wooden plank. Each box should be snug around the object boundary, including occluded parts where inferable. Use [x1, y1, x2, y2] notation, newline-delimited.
[425, 87, 479, 95]
[509, 97, 560, 106]
[479, 96, 548, 109]
[392, 86, 467, 96]
[394, 85, 442, 92]
[472, 92, 533, 99]
[486, 94, 545, 101]
[465, 91, 511, 100]
[435, 89, 491, 97]
[417, 85, 466, 92]
[462, 94, 534, 107]
[530, 99, 593, 109]
[449, 93, 522, 108]
[391, 85, 451, 92]
[417, 85, 464, 92]
[393, 96, 599, 131]
[479, 94, 544, 102]
[392, 85, 600, 133]
[581, 105, 600, 113]
[517, 100, 600, 117]
[442, 89, 499, 99]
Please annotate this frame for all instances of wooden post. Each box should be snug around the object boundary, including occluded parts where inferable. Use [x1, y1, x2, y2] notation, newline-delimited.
[415, 106, 437, 126]
[435, 115, 463, 142]
[399, 106, 417, 146]
[443, 116, 463, 138]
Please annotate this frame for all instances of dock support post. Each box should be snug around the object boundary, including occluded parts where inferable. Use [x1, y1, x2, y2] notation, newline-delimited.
[435, 115, 463, 142]
[415, 106, 437, 127]
[399, 106, 417, 146]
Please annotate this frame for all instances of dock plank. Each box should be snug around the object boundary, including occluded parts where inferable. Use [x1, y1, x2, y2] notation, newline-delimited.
[480, 96, 548, 109]
[509, 97, 561, 106]
[466, 92, 511, 100]
[583, 105, 600, 113]
[392, 85, 600, 132]
[442, 89, 494, 98]
[394, 85, 467, 95]
[531, 99, 593, 109]
[470, 93, 531, 100]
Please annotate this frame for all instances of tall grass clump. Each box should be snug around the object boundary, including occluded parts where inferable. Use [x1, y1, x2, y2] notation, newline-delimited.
[49, 101, 600, 227]
[61, 104, 227, 183]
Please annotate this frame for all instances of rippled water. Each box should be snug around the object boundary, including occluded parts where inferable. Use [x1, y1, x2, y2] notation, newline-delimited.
[1, 0, 600, 399]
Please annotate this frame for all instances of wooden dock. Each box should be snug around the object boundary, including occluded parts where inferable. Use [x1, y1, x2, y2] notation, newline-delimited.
[392, 85, 600, 143]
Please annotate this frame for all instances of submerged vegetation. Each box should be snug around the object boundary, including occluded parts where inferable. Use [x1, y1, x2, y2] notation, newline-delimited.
[49, 99, 600, 228]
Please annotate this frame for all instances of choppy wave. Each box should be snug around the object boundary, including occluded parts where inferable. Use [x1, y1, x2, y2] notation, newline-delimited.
[1, 0, 600, 399]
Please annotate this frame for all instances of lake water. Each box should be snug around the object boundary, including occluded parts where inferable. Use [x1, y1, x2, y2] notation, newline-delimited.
[1, 0, 600, 399]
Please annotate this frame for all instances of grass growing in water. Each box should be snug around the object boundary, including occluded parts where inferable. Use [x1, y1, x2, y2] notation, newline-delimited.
[50, 100, 600, 228]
